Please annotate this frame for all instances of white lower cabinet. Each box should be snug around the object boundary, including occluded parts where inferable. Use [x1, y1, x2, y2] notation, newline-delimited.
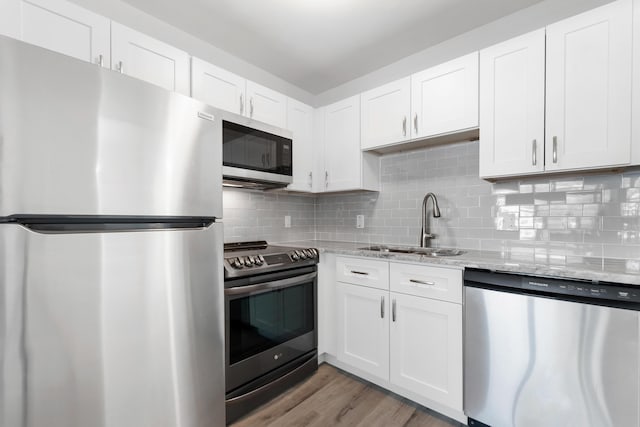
[332, 256, 464, 422]
[336, 282, 389, 379]
[389, 292, 463, 411]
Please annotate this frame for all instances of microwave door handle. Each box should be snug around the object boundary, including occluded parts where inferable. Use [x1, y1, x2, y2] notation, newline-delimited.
[224, 271, 317, 296]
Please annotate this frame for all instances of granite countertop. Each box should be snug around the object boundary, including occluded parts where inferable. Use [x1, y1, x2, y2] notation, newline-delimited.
[280, 240, 640, 286]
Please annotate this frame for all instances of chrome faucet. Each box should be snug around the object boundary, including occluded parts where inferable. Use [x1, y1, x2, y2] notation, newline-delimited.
[420, 192, 441, 247]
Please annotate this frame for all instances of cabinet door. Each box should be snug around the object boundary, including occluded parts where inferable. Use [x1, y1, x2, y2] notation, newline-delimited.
[390, 293, 462, 411]
[634, 0, 640, 165]
[0, 0, 110, 67]
[312, 108, 326, 193]
[245, 81, 287, 128]
[287, 98, 314, 192]
[361, 77, 411, 150]
[545, 0, 632, 171]
[336, 282, 389, 380]
[411, 52, 479, 138]
[479, 29, 545, 178]
[111, 22, 190, 95]
[191, 57, 246, 114]
[324, 96, 362, 191]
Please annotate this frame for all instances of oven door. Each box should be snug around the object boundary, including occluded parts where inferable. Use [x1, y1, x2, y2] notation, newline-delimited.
[225, 267, 317, 392]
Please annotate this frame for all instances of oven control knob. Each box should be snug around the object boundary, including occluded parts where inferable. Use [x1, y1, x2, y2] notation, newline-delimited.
[230, 257, 243, 269]
[312, 248, 319, 257]
[303, 249, 313, 258]
[298, 250, 308, 259]
[290, 251, 300, 261]
[255, 255, 265, 265]
[243, 256, 253, 267]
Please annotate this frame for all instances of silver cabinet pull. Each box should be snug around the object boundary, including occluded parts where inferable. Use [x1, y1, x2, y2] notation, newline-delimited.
[414, 113, 418, 134]
[532, 139, 537, 166]
[409, 279, 435, 286]
[392, 299, 396, 322]
[325, 171, 328, 188]
[250, 97, 254, 118]
[308, 171, 313, 188]
[240, 94, 244, 115]
[116, 61, 124, 74]
[380, 296, 385, 319]
[351, 270, 369, 276]
[552, 136, 558, 163]
[96, 54, 104, 67]
[402, 116, 407, 137]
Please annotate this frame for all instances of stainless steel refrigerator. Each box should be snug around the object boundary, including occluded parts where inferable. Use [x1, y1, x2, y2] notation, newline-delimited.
[0, 36, 225, 427]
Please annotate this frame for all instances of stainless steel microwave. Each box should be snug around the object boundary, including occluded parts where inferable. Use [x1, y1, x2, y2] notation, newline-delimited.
[221, 115, 293, 189]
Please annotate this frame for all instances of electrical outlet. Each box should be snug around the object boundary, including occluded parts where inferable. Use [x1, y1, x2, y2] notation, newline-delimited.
[356, 215, 365, 229]
[497, 213, 519, 231]
[284, 215, 291, 228]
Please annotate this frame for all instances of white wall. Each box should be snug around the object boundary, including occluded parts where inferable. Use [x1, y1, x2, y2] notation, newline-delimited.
[314, 0, 616, 106]
[67, 0, 315, 105]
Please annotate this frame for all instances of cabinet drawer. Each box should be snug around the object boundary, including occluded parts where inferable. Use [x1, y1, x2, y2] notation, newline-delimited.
[336, 257, 389, 290]
[390, 263, 462, 303]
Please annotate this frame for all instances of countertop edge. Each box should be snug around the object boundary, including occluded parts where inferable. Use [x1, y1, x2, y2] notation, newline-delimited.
[279, 240, 640, 286]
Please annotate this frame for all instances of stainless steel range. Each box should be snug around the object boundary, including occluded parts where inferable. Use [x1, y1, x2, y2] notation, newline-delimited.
[223, 241, 319, 424]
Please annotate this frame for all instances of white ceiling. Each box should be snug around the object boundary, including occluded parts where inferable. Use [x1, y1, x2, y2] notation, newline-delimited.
[121, 0, 545, 94]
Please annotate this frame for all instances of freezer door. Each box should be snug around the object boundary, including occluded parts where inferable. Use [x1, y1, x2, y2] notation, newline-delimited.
[0, 36, 222, 218]
[0, 224, 225, 427]
[464, 286, 639, 427]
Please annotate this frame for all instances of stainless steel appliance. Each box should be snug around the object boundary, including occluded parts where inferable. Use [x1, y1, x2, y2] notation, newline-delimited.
[0, 36, 225, 427]
[464, 268, 639, 427]
[223, 241, 319, 423]
[222, 116, 293, 189]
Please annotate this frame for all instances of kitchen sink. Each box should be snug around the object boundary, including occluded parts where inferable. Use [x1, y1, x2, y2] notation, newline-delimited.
[359, 245, 465, 257]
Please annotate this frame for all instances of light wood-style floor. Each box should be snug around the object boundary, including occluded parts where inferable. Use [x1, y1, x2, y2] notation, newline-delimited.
[230, 364, 461, 427]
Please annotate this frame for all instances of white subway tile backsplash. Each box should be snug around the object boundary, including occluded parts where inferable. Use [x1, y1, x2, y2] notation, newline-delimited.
[314, 141, 640, 260]
[223, 141, 640, 260]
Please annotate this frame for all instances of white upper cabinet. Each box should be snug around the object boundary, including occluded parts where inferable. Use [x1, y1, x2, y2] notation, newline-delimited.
[479, 29, 546, 178]
[480, 0, 633, 178]
[191, 58, 289, 129]
[324, 96, 362, 191]
[0, 0, 110, 67]
[361, 77, 411, 150]
[191, 57, 246, 115]
[312, 108, 327, 193]
[111, 22, 190, 95]
[634, 0, 640, 164]
[411, 52, 479, 139]
[245, 81, 288, 128]
[321, 96, 380, 192]
[287, 98, 315, 192]
[545, 0, 632, 171]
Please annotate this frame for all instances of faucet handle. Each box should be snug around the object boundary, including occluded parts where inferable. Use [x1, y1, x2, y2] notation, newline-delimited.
[423, 233, 437, 239]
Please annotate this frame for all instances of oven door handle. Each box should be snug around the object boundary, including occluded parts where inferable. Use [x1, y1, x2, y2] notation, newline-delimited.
[224, 271, 317, 296]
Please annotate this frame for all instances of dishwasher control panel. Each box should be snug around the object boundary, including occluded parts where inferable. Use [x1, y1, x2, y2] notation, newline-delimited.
[524, 278, 640, 302]
[465, 268, 640, 306]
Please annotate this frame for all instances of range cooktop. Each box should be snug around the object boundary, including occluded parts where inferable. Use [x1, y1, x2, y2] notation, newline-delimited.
[223, 241, 318, 279]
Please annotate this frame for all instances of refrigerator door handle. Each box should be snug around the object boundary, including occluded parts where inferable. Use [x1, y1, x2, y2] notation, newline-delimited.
[4, 216, 216, 233]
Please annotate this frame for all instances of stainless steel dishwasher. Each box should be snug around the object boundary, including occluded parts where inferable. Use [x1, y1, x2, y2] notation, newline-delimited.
[464, 268, 639, 427]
